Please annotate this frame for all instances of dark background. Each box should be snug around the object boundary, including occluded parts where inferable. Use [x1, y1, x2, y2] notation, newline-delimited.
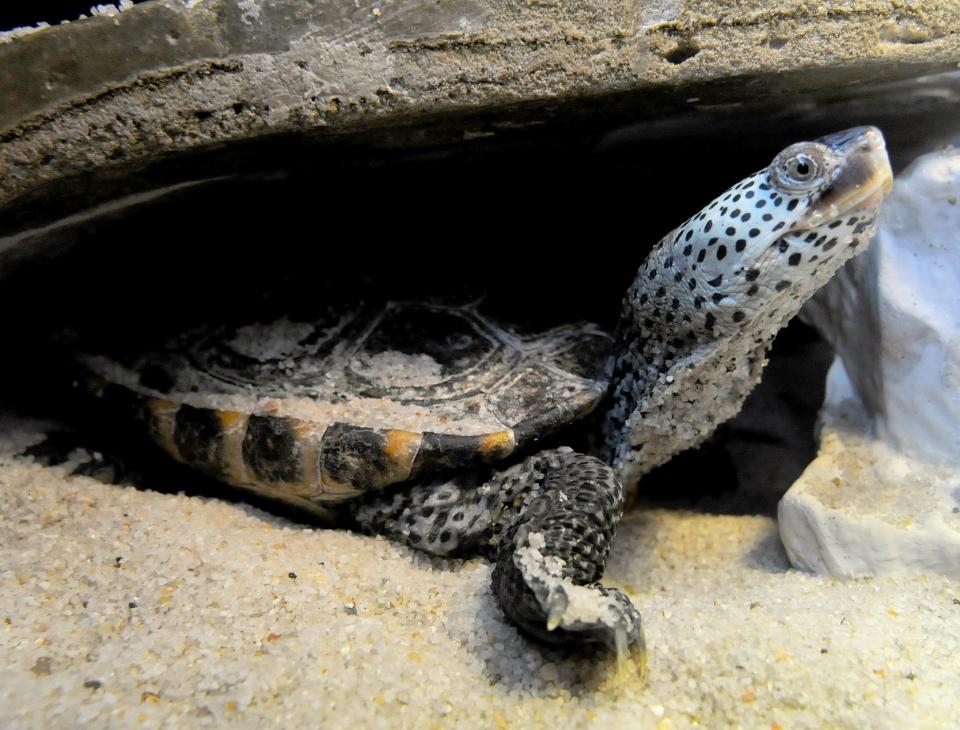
[0, 0, 149, 30]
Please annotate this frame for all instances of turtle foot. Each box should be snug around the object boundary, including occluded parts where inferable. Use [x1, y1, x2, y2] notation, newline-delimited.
[351, 448, 646, 661]
[489, 451, 645, 659]
[492, 528, 645, 658]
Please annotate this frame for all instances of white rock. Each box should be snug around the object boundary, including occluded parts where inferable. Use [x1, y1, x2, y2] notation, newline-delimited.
[779, 146, 960, 580]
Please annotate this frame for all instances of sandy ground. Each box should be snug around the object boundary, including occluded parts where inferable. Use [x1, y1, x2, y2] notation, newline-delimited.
[1, 424, 958, 729]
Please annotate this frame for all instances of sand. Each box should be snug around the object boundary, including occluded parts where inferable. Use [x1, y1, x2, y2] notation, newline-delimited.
[1, 421, 958, 729]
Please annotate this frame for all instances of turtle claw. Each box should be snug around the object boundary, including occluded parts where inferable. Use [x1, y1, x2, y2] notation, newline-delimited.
[545, 588, 568, 632]
[539, 583, 644, 655]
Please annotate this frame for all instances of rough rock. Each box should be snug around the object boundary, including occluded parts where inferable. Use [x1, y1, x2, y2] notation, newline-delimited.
[779, 146, 960, 580]
[2, 0, 960, 237]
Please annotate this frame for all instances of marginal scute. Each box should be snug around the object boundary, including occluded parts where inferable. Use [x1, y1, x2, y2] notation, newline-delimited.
[145, 398, 181, 464]
[242, 414, 303, 485]
[173, 405, 227, 477]
[409, 431, 509, 478]
[320, 423, 416, 494]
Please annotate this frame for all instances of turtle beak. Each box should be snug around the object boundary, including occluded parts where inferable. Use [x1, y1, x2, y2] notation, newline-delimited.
[799, 126, 894, 229]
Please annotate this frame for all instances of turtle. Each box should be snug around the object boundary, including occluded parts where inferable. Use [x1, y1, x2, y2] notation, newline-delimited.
[72, 126, 893, 662]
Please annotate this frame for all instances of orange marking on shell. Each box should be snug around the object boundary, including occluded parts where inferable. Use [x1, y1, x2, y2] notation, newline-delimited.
[147, 398, 178, 416]
[145, 399, 181, 462]
[479, 431, 515, 460]
[383, 429, 422, 470]
[217, 410, 246, 430]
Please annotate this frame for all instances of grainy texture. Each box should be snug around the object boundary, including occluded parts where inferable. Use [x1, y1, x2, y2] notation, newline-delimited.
[1, 0, 959, 223]
[1, 442, 958, 728]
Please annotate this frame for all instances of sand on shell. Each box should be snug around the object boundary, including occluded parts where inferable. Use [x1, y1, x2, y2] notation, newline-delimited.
[1, 422, 958, 729]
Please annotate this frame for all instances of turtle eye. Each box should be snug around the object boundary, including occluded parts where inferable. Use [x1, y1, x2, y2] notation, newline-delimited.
[784, 154, 818, 183]
[770, 143, 830, 192]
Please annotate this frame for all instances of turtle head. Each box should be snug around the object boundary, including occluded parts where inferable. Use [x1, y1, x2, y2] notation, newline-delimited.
[650, 126, 893, 339]
[764, 125, 893, 233]
[604, 127, 892, 478]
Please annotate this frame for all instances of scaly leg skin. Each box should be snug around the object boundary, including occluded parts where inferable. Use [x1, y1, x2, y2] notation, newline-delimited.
[350, 448, 645, 666]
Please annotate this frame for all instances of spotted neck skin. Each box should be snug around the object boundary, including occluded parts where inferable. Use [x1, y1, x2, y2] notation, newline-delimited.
[603, 126, 893, 487]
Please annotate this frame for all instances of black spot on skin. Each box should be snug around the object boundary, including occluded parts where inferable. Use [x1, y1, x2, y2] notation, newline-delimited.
[665, 256, 673, 268]
[805, 232, 818, 242]
[705, 312, 716, 330]
[717, 245, 727, 260]
[726, 227, 736, 236]
[671, 298, 680, 309]
[741, 212, 751, 222]
[733, 194, 741, 202]
[683, 244, 693, 256]
[665, 313, 675, 323]
[674, 271, 683, 282]
[745, 190, 755, 199]
[773, 222, 785, 231]
[731, 209, 741, 219]
[688, 278, 697, 290]
[749, 228, 761, 238]
[822, 238, 837, 252]
[756, 199, 767, 208]
[759, 183, 770, 191]
[656, 286, 666, 297]
[762, 213, 773, 221]
[711, 293, 725, 304]
[694, 295, 704, 309]
[707, 275, 723, 287]
[704, 220, 713, 233]
[685, 229, 694, 241]
[775, 280, 791, 291]
[745, 268, 760, 281]
[829, 220, 843, 229]
[733, 310, 745, 322]
[787, 198, 799, 211]
[649, 268, 658, 279]
[639, 293, 648, 304]
[746, 284, 759, 296]
[735, 240, 746, 252]
[708, 237, 718, 246]
[779, 241, 789, 253]
[788, 253, 802, 266]
[773, 197, 782, 207]
[697, 250, 706, 263]
[847, 217, 858, 225]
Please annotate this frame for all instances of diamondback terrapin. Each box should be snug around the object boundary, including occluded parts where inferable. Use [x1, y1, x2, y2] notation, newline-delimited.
[77, 127, 893, 660]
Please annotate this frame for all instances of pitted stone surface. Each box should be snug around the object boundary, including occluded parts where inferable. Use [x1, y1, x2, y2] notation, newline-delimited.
[1, 0, 959, 228]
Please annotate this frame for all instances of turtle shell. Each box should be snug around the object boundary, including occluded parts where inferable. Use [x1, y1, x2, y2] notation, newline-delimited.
[81, 302, 611, 503]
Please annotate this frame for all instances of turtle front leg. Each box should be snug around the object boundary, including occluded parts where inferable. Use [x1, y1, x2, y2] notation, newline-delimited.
[350, 448, 644, 657]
